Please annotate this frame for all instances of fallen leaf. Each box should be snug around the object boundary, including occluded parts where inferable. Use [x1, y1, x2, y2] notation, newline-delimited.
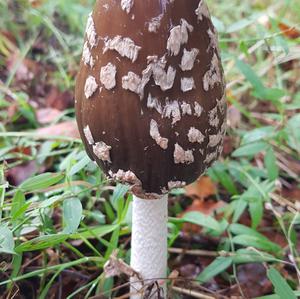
[6, 161, 39, 186]
[36, 121, 80, 139]
[7, 52, 41, 83]
[185, 176, 216, 200]
[180, 199, 226, 234]
[36, 108, 62, 124]
[183, 199, 226, 216]
[29, 0, 43, 8]
[222, 136, 235, 156]
[45, 87, 73, 111]
[182, 177, 225, 234]
[178, 263, 202, 279]
[10, 146, 32, 157]
[104, 250, 141, 280]
[236, 263, 273, 297]
[278, 23, 300, 39]
[282, 186, 300, 203]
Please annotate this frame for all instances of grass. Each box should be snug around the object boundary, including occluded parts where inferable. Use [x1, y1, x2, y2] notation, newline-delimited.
[0, 0, 300, 298]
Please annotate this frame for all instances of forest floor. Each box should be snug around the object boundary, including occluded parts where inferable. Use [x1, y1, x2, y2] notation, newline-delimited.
[0, 0, 300, 298]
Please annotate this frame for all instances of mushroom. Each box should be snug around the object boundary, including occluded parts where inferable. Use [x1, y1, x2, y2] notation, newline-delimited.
[75, 0, 226, 298]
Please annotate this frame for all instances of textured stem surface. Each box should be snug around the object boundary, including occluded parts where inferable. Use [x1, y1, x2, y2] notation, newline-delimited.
[130, 194, 168, 298]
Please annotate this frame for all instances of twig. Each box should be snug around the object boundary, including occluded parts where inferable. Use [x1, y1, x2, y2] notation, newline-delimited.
[275, 153, 300, 182]
[172, 286, 216, 299]
[168, 248, 219, 257]
[270, 193, 297, 213]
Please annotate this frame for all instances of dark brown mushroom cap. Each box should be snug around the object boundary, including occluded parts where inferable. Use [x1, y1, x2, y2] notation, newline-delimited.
[75, 0, 227, 198]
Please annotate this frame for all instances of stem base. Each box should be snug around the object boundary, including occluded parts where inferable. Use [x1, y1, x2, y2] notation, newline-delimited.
[130, 194, 168, 298]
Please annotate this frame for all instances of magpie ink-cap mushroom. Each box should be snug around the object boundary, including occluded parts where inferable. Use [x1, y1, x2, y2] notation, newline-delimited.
[75, 0, 226, 297]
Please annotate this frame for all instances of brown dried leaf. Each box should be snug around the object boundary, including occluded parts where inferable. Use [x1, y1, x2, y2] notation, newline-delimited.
[7, 52, 41, 83]
[36, 108, 62, 124]
[45, 87, 73, 111]
[180, 199, 226, 234]
[104, 251, 141, 280]
[182, 177, 222, 233]
[282, 185, 300, 203]
[185, 176, 216, 200]
[222, 136, 234, 156]
[36, 121, 79, 139]
[29, 0, 44, 8]
[279, 23, 300, 39]
[6, 161, 39, 186]
[236, 264, 273, 298]
[183, 199, 226, 216]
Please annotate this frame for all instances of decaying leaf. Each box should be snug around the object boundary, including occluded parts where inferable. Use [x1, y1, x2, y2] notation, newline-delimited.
[185, 176, 216, 200]
[36, 108, 62, 124]
[278, 23, 300, 39]
[104, 250, 142, 280]
[36, 121, 80, 138]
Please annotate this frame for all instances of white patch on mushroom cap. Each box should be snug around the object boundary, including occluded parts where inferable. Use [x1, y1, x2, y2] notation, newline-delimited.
[147, 55, 177, 91]
[121, 0, 134, 14]
[121, 56, 176, 98]
[148, 14, 164, 33]
[203, 53, 222, 91]
[83, 125, 94, 145]
[195, 0, 211, 21]
[208, 134, 222, 147]
[84, 76, 98, 99]
[217, 143, 224, 156]
[149, 119, 169, 150]
[154, 65, 177, 92]
[194, 102, 203, 117]
[93, 141, 112, 163]
[125, 68, 151, 98]
[207, 28, 219, 53]
[188, 127, 205, 144]
[181, 77, 195, 92]
[82, 41, 94, 68]
[163, 100, 181, 125]
[174, 143, 194, 164]
[103, 36, 141, 63]
[100, 63, 117, 90]
[103, 4, 109, 11]
[168, 181, 186, 190]
[122, 72, 142, 94]
[109, 169, 141, 186]
[204, 151, 218, 164]
[217, 94, 227, 114]
[181, 102, 192, 116]
[147, 94, 163, 114]
[85, 13, 98, 48]
[180, 48, 199, 71]
[220, 120, 227, 135]
[167, 19, 194, 56]
[209, 106, 219, 127]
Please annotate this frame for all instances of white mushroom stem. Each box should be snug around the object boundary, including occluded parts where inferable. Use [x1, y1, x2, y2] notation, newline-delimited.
[130, 194, 168, 298]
